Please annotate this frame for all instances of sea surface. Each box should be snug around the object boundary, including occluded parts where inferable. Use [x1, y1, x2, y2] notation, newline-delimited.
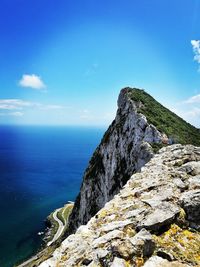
[0, 125, 105, 267]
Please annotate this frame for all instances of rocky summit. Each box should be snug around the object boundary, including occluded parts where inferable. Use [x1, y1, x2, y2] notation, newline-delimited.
[67, 88, 200, 234]
[39, 144, 200, 267]
[23, 88, 200, 267]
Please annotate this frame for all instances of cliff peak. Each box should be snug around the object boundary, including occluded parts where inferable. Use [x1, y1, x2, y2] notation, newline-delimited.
[23, 87, 200, 267]
[117, 87, 144, 110]
[66, 87, 200, 235]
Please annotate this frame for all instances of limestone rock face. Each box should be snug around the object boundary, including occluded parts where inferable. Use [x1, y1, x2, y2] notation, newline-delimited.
[67, 88, 165, 234]
[180, 190, 200, 227]
[38, 144, 200, 267]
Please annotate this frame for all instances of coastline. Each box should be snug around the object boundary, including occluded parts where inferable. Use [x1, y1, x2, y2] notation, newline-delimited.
[16, 202, 74, 267]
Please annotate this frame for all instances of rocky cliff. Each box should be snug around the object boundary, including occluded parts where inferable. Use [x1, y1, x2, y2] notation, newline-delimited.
[67, 88, 200, 234]
[24, 87, 200, 267]
[39, 144, 200, 267]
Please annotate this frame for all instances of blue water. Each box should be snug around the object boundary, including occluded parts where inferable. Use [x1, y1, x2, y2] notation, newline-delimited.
[0, 126, 104, 267]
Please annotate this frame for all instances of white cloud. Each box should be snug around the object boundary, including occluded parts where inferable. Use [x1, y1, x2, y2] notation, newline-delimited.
[19, 74, 46, 90]
[185, 94, 200, 104]
[168, 93, 200, 127]
[191, 40, 200, 67]
[0, 99, 66, 113]
[0, 99, 32, 110]
[186, 107, 200, 117]
[166, 105, 200, 128]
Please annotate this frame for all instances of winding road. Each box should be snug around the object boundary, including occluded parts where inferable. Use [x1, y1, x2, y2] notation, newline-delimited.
[17, 203, 74, 267]
[47, 208, 64, 246]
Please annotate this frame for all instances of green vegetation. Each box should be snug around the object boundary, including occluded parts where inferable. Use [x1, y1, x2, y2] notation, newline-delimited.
[45, 212, 59, 243]
[126, 88, 200, 146]
[63, 204, 73, 221]
[57, 204, 74, 227]
[57, 209, 65, 225]
[151, 143, 167, 153]
[47, 204, 73, 243]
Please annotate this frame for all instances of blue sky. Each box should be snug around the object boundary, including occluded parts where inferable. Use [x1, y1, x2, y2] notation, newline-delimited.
[0, 0, 200, 127]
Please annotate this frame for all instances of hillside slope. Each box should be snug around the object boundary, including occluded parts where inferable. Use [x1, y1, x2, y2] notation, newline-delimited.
[39, 144, 200, 267]
[126, 88, 200, 146]
[67, 88, 200, 234]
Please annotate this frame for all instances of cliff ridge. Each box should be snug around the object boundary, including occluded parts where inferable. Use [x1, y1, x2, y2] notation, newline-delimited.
[39, 144, 200, 267]
[67, 88, 200, 234]
[21, 88, 200, 267]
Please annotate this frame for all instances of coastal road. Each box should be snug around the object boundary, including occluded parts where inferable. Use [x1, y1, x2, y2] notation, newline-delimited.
[17, 204, 74, 267]
[47, 208, 64, 246]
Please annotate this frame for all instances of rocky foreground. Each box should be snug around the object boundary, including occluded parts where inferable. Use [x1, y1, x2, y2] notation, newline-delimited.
[38, 144, 200, 267]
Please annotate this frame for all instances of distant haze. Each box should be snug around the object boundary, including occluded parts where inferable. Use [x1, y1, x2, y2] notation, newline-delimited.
[0, 1, 200, 127]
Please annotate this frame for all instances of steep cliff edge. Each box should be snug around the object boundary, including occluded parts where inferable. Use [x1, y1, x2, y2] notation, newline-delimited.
[39, 144, 200, 267]
[21, 87, 200, 267]
[67, 88, 200, 234]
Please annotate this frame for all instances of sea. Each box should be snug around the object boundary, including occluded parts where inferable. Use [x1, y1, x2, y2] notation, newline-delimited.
[0, 125, 105, 267]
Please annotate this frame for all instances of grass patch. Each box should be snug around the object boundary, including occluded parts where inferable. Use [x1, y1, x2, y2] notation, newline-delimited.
[63, 204, 74, 222]
[57, 208, 65, 225]
[151, 143, 166, 153]
[57, 204, 74, 226]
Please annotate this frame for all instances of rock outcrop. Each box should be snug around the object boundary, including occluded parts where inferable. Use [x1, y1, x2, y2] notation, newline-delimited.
[38, 144, 200, 267]
[67, 87, 200, 234]
[23, 87, 200, 267]
[67, 88, 166, 234]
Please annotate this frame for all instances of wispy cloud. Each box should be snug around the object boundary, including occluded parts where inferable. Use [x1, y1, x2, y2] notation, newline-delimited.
[0, 99, 32, 110]
[168, 93, 200, 127]
[185, 94, 200, 104]
[19, 74, 46, 90]
[0, 99, 66, 112]
[186, 107, 200, 117]
[191, 40, 200, 71]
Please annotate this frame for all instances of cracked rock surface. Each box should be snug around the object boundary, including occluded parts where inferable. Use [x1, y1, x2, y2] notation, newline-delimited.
[67, 88, 165, 234]
[38, 144, 200, 267]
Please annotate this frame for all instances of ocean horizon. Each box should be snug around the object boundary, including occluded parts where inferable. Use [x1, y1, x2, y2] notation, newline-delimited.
[0, 125, 105, 267]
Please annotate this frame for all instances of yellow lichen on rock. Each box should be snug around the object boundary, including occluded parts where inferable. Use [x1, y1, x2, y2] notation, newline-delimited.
[135, 257, 144, 267]
[154, 224, 200, 265]
[124, 225, 136, 237]
[98, 209, 109, 219]
[34, 145, 200, 267]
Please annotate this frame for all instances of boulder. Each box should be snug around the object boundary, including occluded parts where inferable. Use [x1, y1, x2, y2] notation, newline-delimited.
[130, 228, 155, 257]
[179, 162, 200, 176]
[111, 239, 135, 260]
[180, 189, 200, 225]
[137, 203, 180, 232]
[92, 230, 124, 248]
